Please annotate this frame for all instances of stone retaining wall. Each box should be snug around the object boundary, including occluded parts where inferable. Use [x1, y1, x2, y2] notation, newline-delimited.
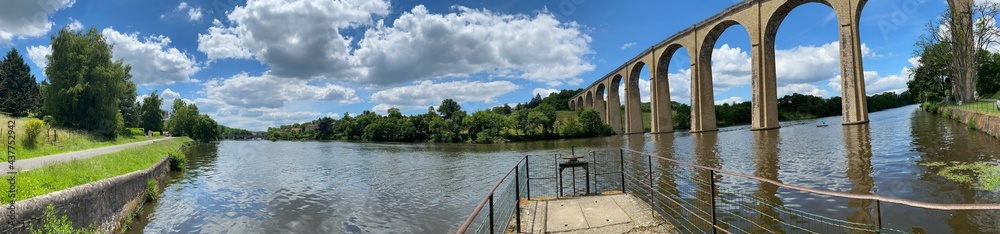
[2, 156, 170, 233]
[940, 107, 1000, 139]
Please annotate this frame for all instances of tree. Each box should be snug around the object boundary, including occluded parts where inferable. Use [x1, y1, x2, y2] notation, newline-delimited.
[119, 68, 138, 127]
[909, 43, 953, 102]
[0, 48, 41, 116]
[317, 117, 335, 139]
[190, 114, 220, 142]
[140, 91, 165, 135]
[924, 0, 1000, 102]
[536, 104, 557, 135]
[438, 99, 461, 119]
[167, 99, 199, 136]
[42, 28, 133, 138]
[976, 50, 1000, 96]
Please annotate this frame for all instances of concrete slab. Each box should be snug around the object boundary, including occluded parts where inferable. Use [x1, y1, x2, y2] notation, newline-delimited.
[545, 199, 588, 232]
[577, 196, 630, 228]
[514, 193, 677, 234]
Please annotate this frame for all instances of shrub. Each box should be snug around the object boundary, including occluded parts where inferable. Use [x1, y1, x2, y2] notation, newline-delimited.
[29, 204, 93, 234]
[146, 178, 160, 200]
[23, 119, 45, 147]
[168, 151, 186, 171]
[968, 116, 978, 129]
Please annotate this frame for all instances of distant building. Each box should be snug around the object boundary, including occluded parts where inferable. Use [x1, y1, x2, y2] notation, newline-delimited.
[304, 124, 319, 132]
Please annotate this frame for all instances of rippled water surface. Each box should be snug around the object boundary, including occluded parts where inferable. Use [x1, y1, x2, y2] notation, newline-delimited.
[128, 105, 1000, 233]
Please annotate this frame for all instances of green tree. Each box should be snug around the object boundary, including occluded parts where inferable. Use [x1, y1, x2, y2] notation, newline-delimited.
[190, 114, 220, 142]
[536, 104, 557, 135]
[438, 99, 461, 119]
[119, 68, 138, 127]
[578, 109, 612, 137]
[976, 50, 1000, 96]
[167, 99, 199, 136]
[42, 28, 133, 138]
[0, 48, 42, 116]
[464, 110, 507, 143]
[140, 91, 165, 135]
[317, 117, 335, 139]
[908, 43, 952, 103]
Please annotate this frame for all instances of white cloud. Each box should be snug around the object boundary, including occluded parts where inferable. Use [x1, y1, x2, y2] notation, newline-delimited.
[173, 2, 203, 22]
[370, 80, 519, 111]
[67, 18, 82, 31]
[620, 42, 636, 50]
[201, 2, 594, 86]
[101, 28, 201, 86]
[828, 68, 912, 95]
[532, 88, 559, 98]
[200, 0, 391, 79]
[617, 78, 652, 103]
[354, 5, 593, 85]
[715, 97, 744, 105]
[26, 45, 51, 69]
[203, 71, 361, 109]
[0, 0, 75, 44]
[198, 19, 253, 61]
[778, 84, 828, 97]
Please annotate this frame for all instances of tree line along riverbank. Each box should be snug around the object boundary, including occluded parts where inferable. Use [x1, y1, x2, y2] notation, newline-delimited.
[267, 90, 916, 143]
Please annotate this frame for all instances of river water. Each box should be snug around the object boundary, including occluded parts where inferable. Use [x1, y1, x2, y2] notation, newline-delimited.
[127, 105, 1000, 233]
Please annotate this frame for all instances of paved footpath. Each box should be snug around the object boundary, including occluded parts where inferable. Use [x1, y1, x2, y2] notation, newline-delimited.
[3, 137, 175, 174]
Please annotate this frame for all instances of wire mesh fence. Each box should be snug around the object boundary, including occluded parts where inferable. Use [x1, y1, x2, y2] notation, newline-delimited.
[459, 148, 1000, 234]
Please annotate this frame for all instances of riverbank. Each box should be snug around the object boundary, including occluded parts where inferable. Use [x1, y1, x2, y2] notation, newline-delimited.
[1, 137, 191, 233]
[927, 102, 1000, 139]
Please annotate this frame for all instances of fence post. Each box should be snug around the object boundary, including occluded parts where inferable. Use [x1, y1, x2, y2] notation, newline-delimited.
[874, 199, 882, 233]
[710, 170, 718, 234]
[526, 156, 531, 200]
[489, 194, 495, 234]
[648, 154, 654, 217]
[593, 151, 598, 193]
[515, 164, 521, 233]
[620, 149, 626, 193]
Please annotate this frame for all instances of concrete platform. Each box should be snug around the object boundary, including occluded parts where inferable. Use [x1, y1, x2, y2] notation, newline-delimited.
[513, 193, 676, 233]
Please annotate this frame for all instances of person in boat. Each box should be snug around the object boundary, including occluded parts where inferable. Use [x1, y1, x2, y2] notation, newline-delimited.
[821, 120, 825, 125]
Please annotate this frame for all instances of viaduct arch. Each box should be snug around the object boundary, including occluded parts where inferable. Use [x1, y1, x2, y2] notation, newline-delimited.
[569, 0, 869, 134]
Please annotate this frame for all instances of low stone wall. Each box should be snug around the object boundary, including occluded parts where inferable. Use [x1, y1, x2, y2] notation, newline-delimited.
[940, 107, 1000, 139]
[2, 156, 170, 233]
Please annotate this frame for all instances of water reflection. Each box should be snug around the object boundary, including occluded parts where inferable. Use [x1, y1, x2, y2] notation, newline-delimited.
[844, 124, 877, 229]
[692, 132, 721, 230]
[751, 129, 783, 233]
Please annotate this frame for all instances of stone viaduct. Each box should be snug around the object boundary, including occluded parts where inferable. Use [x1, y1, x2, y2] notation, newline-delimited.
[568, 0, 869, 134]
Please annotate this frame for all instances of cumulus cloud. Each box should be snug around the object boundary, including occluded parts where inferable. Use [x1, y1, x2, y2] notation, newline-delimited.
[0, 0, 75, 44]
[828, 68, 912, 95]
[200, 2, 594, 85]
[715, 97, 744, 105]
[26, 45, 51, 69]
[203, 71, 361, 109]
[370, 80, 519, 112]
[198, 19, 253, 61]
[355, 5, 593, 85]
[532, 88, 559, 98]
[170, 2, 203, 22]
[67, 18, 82, 31]
[200, 0, 391, 78]
[778, 84, 829, 97]
[101, 28, 201, 85]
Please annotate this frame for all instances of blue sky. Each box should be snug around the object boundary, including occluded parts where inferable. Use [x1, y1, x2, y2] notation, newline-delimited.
[0, 0, 951, 130]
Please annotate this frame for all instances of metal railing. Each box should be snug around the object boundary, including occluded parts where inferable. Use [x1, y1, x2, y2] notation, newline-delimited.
[459, 149, 1000, 234]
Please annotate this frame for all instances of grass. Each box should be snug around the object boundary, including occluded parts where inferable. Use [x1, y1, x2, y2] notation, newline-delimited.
[920, 161, 1000, 191]
[0, 137, 191, 203]
[1, 114, 164, 160]
[949, 100, 1000, 117]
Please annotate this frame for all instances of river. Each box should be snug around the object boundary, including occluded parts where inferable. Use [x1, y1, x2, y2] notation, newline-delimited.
[126, 105, 1000, 233]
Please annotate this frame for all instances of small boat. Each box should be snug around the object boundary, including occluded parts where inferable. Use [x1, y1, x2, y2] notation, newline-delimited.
[816, 124, 829, 127]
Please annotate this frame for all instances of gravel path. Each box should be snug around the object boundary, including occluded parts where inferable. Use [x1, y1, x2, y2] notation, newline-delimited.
[3, 137, 175, 174]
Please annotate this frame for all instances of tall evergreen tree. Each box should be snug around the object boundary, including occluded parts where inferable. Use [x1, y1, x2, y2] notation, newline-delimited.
[0, 48, 42, 116]
[140, 91, 165, 135]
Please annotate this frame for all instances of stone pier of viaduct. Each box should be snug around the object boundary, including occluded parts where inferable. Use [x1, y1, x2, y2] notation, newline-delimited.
[569, 0, 869, 134]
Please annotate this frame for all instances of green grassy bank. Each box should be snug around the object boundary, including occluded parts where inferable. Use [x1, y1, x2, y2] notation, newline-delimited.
[1, 114, 164, 160]
[1, 137, 191, 203]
